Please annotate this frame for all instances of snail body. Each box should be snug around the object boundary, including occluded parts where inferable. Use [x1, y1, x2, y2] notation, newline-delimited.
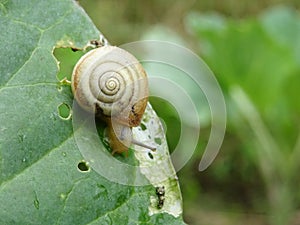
[71, 45, 155, 154]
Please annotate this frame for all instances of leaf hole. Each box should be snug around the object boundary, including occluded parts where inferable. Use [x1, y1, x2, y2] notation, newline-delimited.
[53, 47, 85, 82]
[77, 161, 90, 172]
[154, 137, 162, 145]
[57, 103, 71, 120]
[140, 123, 147, 131]
[148, 152, 154, 159]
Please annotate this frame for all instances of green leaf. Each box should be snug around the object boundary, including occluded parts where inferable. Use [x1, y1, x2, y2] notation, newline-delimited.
[185, 8, 300, 148]
[0, 0, 184, 224]
[260, 5, 300, 66]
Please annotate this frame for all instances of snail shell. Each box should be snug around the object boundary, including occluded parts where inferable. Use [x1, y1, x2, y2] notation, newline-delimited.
[71, 46, 155, 154]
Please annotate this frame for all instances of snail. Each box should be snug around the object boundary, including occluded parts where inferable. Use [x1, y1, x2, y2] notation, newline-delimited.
[71, 45, 156, 155]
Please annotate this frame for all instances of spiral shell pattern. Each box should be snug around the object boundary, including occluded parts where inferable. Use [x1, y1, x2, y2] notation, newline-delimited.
[72, 46, 148, 126]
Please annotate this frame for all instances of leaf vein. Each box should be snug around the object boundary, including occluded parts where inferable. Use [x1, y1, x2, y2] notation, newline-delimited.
[0, 133, 74, 190]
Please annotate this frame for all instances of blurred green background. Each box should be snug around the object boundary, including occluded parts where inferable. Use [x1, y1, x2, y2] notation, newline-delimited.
[77, 1, 300, 224]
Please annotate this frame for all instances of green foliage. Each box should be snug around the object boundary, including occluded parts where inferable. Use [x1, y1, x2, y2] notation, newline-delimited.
[186, 5, 300, 224]
[0, 0, 185, 224]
